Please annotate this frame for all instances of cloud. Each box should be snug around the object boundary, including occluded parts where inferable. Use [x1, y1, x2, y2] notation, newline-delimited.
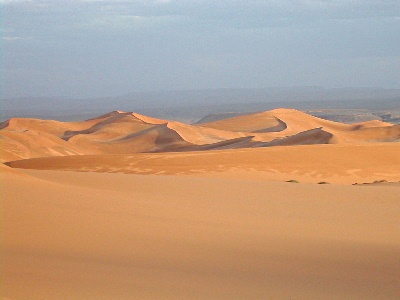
[86, 14, 181, 30]
[3, 1, 400, 22]
[2, 0, 399, 43]
[3, 36, 32, 41]
[2, 0, 399, 98]
[0, 0, 35, 4]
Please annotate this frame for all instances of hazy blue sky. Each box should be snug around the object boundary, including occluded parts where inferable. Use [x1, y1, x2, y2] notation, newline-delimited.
[2, 0, 400, 98]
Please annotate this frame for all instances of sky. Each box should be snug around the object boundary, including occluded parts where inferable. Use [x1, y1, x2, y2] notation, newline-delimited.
[1, 0, 400, 98]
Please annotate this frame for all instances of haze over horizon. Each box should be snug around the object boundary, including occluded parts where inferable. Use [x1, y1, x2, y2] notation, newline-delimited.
[2, 0, 400, 99]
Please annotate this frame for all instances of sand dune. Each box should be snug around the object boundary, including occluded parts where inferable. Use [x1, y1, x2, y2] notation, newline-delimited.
[262, 127, 334, 146]
[166, 121, 245, 145]
[338, 124, 400, 143]
[200, 108, 398, 144]
[197, 110, 284, 132]
[3, 108, 399, 184]
[1, 108, 398, 163]
[0, 117, 98, 136]
[0, 128, 89, 161]
[131, 112, 168, 124]
[66, 122, 191, 154]
[199, 108, 345, 134]
[2, 107, 400, 299]
[62, 111, 157, 141]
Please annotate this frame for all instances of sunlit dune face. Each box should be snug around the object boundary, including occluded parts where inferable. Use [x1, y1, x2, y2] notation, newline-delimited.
[1, 108, 399, 162]
[1, 108, 399, 184]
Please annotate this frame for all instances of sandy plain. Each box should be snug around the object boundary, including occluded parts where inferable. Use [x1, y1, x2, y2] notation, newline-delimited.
[1, 109, 400, 299]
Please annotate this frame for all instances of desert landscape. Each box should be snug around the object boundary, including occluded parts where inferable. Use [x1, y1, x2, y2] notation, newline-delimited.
[3, 0, 400, 298]
[2, 108, 400, 299]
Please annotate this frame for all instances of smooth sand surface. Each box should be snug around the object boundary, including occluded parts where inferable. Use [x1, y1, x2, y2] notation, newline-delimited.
[2, 169, 400, 299]
[7, 143, 400, 184]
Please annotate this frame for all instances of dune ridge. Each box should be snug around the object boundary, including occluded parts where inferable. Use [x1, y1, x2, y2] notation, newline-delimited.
[1, 108, 399, 162]
[2, 108, 399, 184]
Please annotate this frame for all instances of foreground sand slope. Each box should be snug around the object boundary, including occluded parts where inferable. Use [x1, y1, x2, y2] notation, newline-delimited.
[2, 169, 400, 299]
[7, 143, 400, 184]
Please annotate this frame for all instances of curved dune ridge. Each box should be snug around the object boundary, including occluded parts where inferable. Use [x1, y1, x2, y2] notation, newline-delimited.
[1, 108, 399, 161]
[200, 108, 397, 143]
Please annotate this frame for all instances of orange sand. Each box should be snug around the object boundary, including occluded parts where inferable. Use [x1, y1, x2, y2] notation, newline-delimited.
[2, 109, 400, 299]
[2, 169, 400, 299]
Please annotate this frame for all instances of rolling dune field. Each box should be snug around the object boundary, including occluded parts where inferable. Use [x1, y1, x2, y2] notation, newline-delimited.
[2, 109, 400, 299]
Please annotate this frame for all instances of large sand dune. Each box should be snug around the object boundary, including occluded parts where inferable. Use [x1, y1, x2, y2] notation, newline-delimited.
[1, 108, 399, 162]
[2, 108, 400, 299]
